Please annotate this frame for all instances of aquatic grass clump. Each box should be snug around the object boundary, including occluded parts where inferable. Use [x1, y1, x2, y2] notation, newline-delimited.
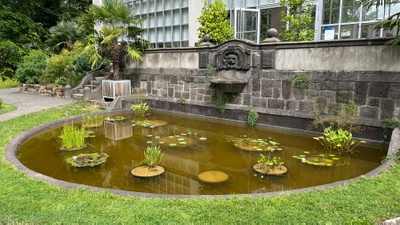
[61, 124, 86, 150]
[82, 113, 104, 128]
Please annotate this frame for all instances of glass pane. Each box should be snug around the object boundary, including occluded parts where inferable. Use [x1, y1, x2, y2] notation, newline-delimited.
[165, 27, 172, 41]
[157, 28, 163, 41]
[323, 0, 340, 24]
[149, 0, 155, 12]
[173, 26, 180, 41]
[165, 0, 172, 10]
[362, 4, 383, 21]
[260, 9, 272, 40]
[361, 23, 380, 38]
[181, 8, 188, 24]
[182, 25, 188, 41]
[173, 10, 180, 25]
[149, 29, 156, 42]
[233, 0, 244, 8]
[341, 0, 361, 23]
[340, 24, 359, 39]
[245, 0, 257, 7]
[390, 3, 400, 16]
[164, 11, 172, 26]
[156, 0, 163, 11]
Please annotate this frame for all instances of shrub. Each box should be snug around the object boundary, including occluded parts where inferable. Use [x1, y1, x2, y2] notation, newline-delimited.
[0, 40, 25, 79]
[15, 50, 48, 84]
[280, 0, 315, 41]
[42, 42, 89, 86]
[0, 77, 19, 89]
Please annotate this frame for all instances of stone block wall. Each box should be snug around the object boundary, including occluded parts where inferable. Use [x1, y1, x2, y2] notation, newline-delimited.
[126, 69, 400, 128]
[125, 39, 400, 128]
[20, 84, 64, 97]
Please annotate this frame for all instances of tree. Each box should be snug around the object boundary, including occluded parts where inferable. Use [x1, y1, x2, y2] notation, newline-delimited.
[359, 0, 400, 45]
[0, 40, 25, 79]
[197, 0, 234, 44]
[46, 21, 85, 53]
[86, 0, 147, 80]
[280, 0, 315, 41]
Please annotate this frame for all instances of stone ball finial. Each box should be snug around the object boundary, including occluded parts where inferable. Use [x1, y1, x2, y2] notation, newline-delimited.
[262, 28, 281, 43]
[267, 28, 278, 38]
[203, 34, 210, 42]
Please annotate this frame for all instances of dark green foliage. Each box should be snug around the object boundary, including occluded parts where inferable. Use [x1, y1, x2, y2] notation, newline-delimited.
[293, 73, 310, 88]
[0, 40, 25, 79]
[211, 90, 233, 115]
[64, 54, 92, 87]
[382, 119, 400, 142]
[247, 109, 259, 127]
[46, 21, 86, 53]
[197, 0, 234, 44]
[280, 0, 315, 41]
[15, 50, 48, 84]
[0, 5, 45, 48]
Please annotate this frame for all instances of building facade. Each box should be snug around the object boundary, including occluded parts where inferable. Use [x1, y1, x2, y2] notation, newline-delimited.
[93, 0, 399, 48]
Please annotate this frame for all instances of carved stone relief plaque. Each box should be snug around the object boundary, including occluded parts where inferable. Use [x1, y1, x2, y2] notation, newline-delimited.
[216, 45, 251, 70]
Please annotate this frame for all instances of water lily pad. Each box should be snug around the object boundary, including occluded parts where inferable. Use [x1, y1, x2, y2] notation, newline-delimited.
[199, 137, 207, 141]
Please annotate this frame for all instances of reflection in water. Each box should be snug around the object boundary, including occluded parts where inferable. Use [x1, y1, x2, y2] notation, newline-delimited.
[17, 111, 387, 195]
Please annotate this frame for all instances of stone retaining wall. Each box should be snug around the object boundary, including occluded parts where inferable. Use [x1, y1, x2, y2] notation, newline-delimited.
[125, 39, 400, 128]
[20, 84, 64, 97]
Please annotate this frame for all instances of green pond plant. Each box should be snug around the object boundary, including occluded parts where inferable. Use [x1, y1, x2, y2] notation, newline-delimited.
[131, 102, 149, 118]
[253, 140, 287, 176]
[247, 109, 259, 127]
[60, 124, 86, 151]
[131, 146, 165, 177]
[66, 153, 109, 167]
[313, 126, 366, 155]
[82, 113, 104, 128]
[292, 151, 344, 167]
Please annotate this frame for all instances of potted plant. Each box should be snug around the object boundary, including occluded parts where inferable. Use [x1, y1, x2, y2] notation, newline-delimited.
[130, 146, 165, 178]
[253, 141, 287, 176]
[131, 102, 168, 127]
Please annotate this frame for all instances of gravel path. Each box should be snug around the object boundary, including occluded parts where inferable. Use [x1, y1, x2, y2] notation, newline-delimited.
[0, 88, 76, 122]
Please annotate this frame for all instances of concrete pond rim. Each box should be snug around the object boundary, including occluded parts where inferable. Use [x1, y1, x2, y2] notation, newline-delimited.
[4, 110, 400, 199]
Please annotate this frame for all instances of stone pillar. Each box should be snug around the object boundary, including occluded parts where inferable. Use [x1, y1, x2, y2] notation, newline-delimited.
[83, 87, 91, 101]
[64, 85, 71, 99]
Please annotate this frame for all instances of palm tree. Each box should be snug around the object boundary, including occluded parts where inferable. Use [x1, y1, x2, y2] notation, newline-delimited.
[87, 0, 147, 80]
[46, 21, 85, 53]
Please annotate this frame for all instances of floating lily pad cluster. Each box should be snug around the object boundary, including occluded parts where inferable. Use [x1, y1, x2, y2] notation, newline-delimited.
[233, 136, 281, 152]
[66, 153, 109, 167]
[293, 151, 340, 167]
[105, 115, 126, 121]
[145, 131, 207, 148]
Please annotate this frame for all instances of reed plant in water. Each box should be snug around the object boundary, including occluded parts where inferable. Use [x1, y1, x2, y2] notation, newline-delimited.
[61, 124, 86, 150]
[83, 113, 104, 128]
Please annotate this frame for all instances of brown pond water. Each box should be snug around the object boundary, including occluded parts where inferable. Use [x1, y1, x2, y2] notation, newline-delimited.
[17, 110, 387, 195]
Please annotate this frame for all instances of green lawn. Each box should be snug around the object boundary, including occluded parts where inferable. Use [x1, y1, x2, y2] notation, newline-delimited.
[0, 103, 16, 115]
[0, 103, 399, 223]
